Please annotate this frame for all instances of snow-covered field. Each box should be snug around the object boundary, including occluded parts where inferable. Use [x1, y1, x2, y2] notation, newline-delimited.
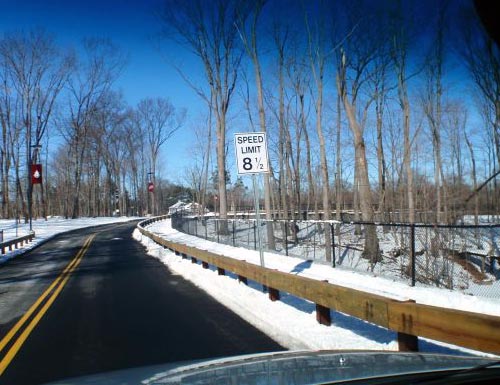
[177, 217, 500, 299]
[136, 218, 500, 358]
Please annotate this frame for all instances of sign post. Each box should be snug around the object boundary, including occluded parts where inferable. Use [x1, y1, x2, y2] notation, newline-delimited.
[234, 132, 270, 268]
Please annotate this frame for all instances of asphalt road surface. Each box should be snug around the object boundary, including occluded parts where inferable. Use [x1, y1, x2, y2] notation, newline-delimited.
[0, 221, 283, 385]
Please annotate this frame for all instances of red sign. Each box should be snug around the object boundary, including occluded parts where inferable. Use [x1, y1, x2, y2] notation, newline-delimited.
[31, 164, 42, 184]
[148, 182, 154, 192]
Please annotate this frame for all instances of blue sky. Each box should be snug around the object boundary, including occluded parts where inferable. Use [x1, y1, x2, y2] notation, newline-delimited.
[0, 0, 196, 104]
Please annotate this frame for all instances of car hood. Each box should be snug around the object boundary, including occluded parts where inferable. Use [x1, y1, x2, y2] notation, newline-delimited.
[43, 350, 498, 385]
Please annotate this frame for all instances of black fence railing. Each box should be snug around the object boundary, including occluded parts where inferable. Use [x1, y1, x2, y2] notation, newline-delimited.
[170, 211, 500, 299]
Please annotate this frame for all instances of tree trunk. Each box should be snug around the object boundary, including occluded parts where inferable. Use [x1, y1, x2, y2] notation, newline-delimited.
[315, 81, 332, 262]
[216, 115, 228, 234]
[342, 95, 380, 262]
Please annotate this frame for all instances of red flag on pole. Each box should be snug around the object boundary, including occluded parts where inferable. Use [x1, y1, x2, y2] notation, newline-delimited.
[31, 164, 42, 184]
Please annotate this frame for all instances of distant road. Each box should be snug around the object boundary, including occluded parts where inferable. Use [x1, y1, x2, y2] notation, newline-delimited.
[0, 221, 283, 385]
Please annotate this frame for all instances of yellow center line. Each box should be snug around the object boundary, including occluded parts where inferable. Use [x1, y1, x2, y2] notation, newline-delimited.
[0, 234, 96, 376]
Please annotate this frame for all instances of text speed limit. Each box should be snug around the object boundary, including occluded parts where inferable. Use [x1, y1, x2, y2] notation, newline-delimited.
[234, 132, 270, 175]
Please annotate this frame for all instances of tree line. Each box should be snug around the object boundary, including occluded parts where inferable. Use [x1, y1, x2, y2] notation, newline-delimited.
[0, 30, 186, 221]
[163, 0, 499, 261]
[1, 1, 499, 259]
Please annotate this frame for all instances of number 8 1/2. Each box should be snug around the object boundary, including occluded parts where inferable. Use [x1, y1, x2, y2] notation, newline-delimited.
[242, 157, 264, 171]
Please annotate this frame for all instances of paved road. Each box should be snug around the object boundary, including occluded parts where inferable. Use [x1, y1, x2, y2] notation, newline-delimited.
[0, 221, 283, 385]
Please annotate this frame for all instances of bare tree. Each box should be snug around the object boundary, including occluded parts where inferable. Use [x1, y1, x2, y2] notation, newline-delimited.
[284, 36, 310, 223]
[335, 3, 382, 262]
[235, 0, 276, 249]
[64, 38, 124, 218]
[371, 54, 390, 222]
[160, 0, 248, 232]
[0, 29, 73, 220]
[460, 2, 500, 170]
[304, 1, 334, 261]
[135, 97, 184, 215]
[390, 9, 415, 225]
[458, 1, 500, 217]
[421, 1, 449, 223]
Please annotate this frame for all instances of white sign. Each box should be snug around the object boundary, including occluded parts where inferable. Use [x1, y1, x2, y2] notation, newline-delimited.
[234, 132, 270, 175]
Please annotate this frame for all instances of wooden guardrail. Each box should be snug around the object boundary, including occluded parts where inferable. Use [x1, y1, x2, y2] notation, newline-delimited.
[138, 218, 500, 355]
[0, 232, 35, 255]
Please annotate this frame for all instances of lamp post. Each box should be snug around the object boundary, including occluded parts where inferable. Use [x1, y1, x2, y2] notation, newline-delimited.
[147, 171, 155, 215]
[28, 143, 42, 233]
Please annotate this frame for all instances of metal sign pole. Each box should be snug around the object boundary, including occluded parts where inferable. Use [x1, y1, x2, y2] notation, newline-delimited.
[234, 132, 270, 270]
[252, 174, 265, 268]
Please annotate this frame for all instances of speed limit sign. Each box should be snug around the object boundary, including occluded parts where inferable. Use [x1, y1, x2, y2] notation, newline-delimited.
[234, 132, 270, 175]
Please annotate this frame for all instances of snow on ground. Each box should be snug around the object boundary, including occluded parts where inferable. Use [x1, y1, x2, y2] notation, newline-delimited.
[0, 216, 138, 264]
[1, 216, 497, 357]
[135, 218, 500, 358]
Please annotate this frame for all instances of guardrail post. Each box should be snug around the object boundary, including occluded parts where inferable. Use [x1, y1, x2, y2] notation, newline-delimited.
[217, 267, 225, 276]
[191, 257, 197, 264]
[202, 261, 209, 269]
[398, 331, 419, 352]
[316, 304, 331, 326]
[397, 299, 419, 352]
[268, 287, 280, 301]
[238, 275, 247, 285]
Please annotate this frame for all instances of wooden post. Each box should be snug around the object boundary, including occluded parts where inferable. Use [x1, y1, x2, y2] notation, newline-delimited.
[238, 275, 248, 285]
[268, 287, 280, 301]
[202, 261, 209, 269]
[217, 267, 225, 276]
[398, 332, 419, 352]
[398, 299, 419, 352]
[191, 257, 197, 264]
[316, 304, 331, 326]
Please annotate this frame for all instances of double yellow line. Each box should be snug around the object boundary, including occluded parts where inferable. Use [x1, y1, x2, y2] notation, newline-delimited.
[0, 234, 96, 376]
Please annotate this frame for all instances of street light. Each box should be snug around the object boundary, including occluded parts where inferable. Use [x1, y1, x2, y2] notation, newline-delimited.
[147, 171, 155, 216]
[28, 143, 42, 233]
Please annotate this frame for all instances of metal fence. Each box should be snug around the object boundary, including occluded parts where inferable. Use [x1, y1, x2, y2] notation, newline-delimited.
[171, 212, 500, 299]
